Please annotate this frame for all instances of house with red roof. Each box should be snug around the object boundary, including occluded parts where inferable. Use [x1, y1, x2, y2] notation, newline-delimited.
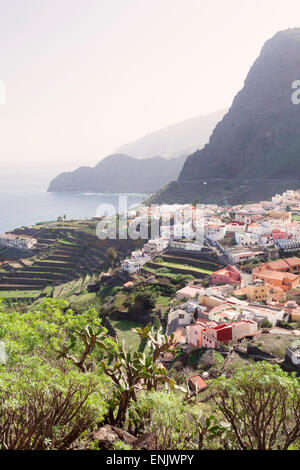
[211, 264, 241, 286]
[186, 375, 208, 393]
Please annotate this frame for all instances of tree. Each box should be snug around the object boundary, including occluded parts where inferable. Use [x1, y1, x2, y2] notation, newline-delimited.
[0, 299, 109, 449]
[128, 291, 156, 315]
[107, 247, 118, 268]
[193, 197, 200, 207]
[129, 390, 229, 449]
[260, 319, 273, 329]
[60, 317, 180, 428]
[0, 361, 106, 450]
[212, 362, 300, 450]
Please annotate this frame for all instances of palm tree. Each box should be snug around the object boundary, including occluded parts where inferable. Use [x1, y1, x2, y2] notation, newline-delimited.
[108, 247, 118, 268]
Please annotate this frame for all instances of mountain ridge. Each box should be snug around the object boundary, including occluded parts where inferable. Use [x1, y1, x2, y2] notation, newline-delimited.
[48, 109, 226, 194]
[47, 153, 187, 194]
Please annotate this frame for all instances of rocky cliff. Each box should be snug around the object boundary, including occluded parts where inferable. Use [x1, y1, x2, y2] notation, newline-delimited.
[149, 28, 300, 204]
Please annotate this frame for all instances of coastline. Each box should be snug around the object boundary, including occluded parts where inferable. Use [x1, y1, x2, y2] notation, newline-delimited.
[0, 189, 149, 234]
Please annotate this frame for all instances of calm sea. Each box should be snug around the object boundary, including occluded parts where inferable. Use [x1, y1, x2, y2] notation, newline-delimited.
[0, 179, 148, 234]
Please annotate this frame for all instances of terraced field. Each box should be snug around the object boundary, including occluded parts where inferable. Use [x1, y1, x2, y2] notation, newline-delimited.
[144, 252, 221, 280]
[144, 252, 222, 280]
[0, 222, 143, 302]
[0, 227, 112, 301]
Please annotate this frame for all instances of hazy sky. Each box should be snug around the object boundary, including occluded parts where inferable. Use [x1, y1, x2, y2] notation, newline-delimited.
[0, 0, 300, 182]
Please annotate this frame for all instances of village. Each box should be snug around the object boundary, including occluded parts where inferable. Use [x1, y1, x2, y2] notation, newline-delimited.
[1, 189, 300, 387]
[120, 189, 300, 387]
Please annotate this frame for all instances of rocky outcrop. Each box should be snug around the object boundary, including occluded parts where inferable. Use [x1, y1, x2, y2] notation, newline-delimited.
[150, 28, 300, 204]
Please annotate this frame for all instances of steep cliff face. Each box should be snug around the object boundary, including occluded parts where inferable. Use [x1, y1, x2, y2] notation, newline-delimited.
[48, 153, 187, 194]
[179, 28, 300, 182]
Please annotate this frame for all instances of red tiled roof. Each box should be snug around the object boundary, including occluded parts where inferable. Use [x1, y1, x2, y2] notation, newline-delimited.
[187, 375, 207, 390]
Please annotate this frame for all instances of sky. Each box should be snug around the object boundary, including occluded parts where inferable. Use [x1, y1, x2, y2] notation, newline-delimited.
[0, 0, 300, 186]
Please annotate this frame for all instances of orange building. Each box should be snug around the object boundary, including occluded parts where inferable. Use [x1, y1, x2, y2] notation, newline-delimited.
[263, 258, 300, 274]
[252, 257, 300, 292]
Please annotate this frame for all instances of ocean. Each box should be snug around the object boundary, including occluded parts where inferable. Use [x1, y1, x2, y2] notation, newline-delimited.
[0, 180, 148, 234]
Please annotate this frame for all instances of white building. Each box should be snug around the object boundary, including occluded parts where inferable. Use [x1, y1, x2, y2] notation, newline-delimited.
[205, 224, 226, 241]
[160, 226, 173, 239]
[0, 234, 37, 250]
[272, 194, 282, 204]
[144, 238, 168, 255]
[225, 222, 246, 233]
[122, 251, 151, 274]
[235, 212, 253, 225]
[169, 241, 203, 251]
[235, 232, 260, 246]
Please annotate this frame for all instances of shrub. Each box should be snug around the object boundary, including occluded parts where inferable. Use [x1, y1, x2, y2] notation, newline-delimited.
[0, 361, 107, 450]
[212, 362, 300, 450]
[128, 390, 229, 450]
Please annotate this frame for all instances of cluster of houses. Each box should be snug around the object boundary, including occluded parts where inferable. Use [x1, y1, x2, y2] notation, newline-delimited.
[120, 190, 300, 361]
[165, 281, 300, 352]
[252, 258, 300, 292]
[212, 192, 300, 247]
[122, 238, 169, 274]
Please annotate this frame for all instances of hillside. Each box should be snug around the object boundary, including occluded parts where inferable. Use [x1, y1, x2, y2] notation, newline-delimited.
[115, 109, 227, 159]
[48, 153, 187, 194]
[149, 28, 300, 205]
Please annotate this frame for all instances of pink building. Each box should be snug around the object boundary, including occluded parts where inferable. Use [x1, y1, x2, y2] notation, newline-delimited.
[176, 284, 203, 301]
[186, 320, 218, 348]
[202, 324, 233, 349]
[201, 320, 257, 349]
[211, 265, 241, 286]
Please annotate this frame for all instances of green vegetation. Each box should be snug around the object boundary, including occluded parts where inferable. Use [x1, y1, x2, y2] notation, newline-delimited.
[0, 298, 109, 449]
[250, 333, 297, 359]
[154, 260, 214, 274]
[0, 290, 41, 299]
[212, 362, 300, 450]
[110, 319, 145, 351]
[0, 297, 299, 450]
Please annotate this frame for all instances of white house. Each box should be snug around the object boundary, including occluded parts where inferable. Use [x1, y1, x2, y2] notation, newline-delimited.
[235, 212, 253, 225]
[122, 251, 151, 274]
[235, 232, 260, 246]
[205, 224, 226, 241]
[144, 238, 168, 255]
[0, 234, 37, 250]
[225, 222, 246, 233]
